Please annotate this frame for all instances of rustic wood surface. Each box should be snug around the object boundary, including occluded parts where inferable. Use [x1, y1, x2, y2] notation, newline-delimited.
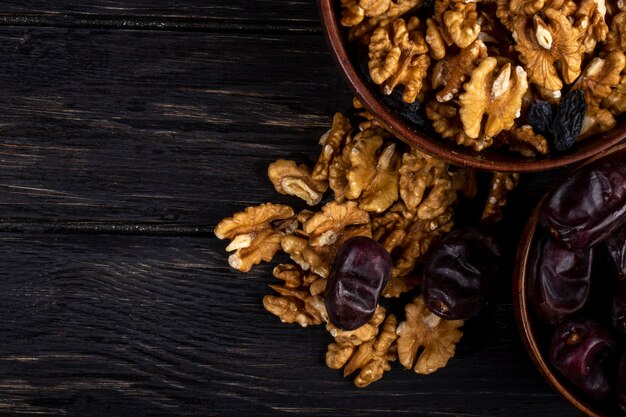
[0, 1, 587, 416]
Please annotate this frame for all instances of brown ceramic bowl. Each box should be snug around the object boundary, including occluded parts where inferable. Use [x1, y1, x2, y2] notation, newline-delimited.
[318, 0, 626, 172]
[513, 143, 626, 417]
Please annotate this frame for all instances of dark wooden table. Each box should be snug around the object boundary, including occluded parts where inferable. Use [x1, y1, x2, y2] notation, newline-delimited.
[0, 2, 586, 416]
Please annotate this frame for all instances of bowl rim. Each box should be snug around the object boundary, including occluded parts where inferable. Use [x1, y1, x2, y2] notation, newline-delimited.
[317, 0, 626, 172]
[512, 142, 626, 417]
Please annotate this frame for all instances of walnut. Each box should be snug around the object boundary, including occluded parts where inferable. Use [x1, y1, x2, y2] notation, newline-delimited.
[573, 51, 626, 108]
[329, 131, 359, 203]
[497, 0, 547, 26]
[579, 106, 616, 140]
[606, 12, 626, 52]
[360, 0, 393, 16]
[268, 160, 328, 206]
[342, 314, 398, 387]
[263, 264, 328, 327]
[575, 0, 608, 53]
[392, 209, 454, 279]
[513, 10, 584, 91]
[330, 125, 401, 212]
[281, 234, 333, 278]
[425, 18, 447, 60]
[368, 17, 430, 103]
[383, 274, 422, 298]
[399, 147, 448, 212]
[425, 100, 493, 151]
[312, 113, 353, 182]
[431, 39, 488, 103]
[341, 0, 365, 27]
[481, 172, 520, 224]
[348, 139, 402, 212]
[396, 296, 463, 374]
[443, 1, 481, 48]
[603, 73, 626, 115]
[281, 201, 371, 277]
[303, 201, 371, 247]
[347, 0, 423, 42]
[327, 305, 387, 346]
[459, 58, 529, 140]
[495, 124, 549, 157]
[215, 203, 295, 272]
[371, 202, 413, 253]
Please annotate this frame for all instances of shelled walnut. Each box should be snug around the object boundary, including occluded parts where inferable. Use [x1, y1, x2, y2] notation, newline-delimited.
[216, 109, 519, 387]
[340, 0, 625, 155]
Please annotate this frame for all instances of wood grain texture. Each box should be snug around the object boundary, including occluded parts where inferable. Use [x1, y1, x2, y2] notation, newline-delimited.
[0, 1, 318, 28]
[0, 1, 590, 416]
[0, 234, 582, 416]
[0, 26, 351, 225]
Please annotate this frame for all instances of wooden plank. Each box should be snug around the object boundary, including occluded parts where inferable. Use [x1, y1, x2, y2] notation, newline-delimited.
[0, 233, 581, 416]
[0, 26, 353, 225]
[0, 1, 319, 30]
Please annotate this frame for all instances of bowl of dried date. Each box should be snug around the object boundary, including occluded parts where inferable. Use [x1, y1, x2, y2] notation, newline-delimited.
[514, 143, 626, 416]
[318, 0, 626, 172]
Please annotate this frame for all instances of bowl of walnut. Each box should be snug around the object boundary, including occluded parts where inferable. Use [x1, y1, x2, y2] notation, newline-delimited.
[318, 0, 626, 172]
[514, 143, 626, 416]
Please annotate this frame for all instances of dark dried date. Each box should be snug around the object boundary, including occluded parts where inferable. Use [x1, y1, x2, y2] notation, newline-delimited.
[325, 236, 392, 330]
[423, 225, 501, 320]
[549, 318, 615, 402]
[528, 235, 593, 326]
[540, 158, 626, 250]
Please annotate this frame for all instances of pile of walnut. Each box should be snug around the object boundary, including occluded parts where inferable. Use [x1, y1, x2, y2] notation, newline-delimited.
[215, 108, 519, 387]
[340, 0, 626, 154]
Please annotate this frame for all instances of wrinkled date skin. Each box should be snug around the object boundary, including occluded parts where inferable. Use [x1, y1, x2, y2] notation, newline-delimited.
[528, 235, 593, 326]
[325, 236, 392, 330]
[617, 352, 626, 413]
[549, 318, 616, 402]
[423, 225, 501, 320]
[606, 224, 626, 280]
[540, 158, 626, 250]
[612, 282, 626, 335]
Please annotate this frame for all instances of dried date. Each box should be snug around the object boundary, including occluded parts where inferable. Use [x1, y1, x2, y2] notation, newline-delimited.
[540, 158, 626, 250]
[325, 236, 392, 330]
[549, 318, 615, 402]
[528, 235, 593, 326]
[422, 225, 501, 320]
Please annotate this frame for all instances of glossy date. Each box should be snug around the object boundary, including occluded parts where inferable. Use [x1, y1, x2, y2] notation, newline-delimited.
[528, 235, 593, 326]
[549, 318, 615, 402]
[423, 225, 501, 320]
[540, 158, 626, 250]
[324, 236, 392, 330]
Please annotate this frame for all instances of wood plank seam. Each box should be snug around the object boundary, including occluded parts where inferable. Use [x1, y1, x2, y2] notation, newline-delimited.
[0, 15, 322, 33]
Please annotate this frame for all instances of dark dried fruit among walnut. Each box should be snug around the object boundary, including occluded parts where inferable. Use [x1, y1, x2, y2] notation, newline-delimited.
[540, 158, 626, 250]
[527, 100, 554, 139]
[551, 90, 586, 152]
[527, 90, 586, 153]
[528, 235, 593, 326]
[325, 236, 392, 330]
[422, 225, 501, 320]
[549, 318, 616, 402]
